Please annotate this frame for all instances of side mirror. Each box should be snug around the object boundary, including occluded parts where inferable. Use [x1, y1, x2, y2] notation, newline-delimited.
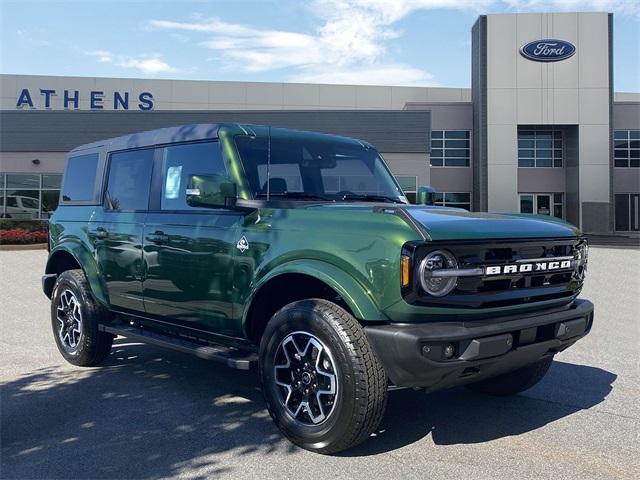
[186, 174, 238, 208]
[417, 186, 437, 205]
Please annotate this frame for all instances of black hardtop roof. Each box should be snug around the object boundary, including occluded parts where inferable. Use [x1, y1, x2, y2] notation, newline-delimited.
[69, 123, 371, 154]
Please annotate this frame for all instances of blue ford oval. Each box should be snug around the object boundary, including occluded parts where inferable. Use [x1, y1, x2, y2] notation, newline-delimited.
[520, 39, 576, 62]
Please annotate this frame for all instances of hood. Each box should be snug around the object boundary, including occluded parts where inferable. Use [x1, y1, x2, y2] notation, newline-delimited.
[403, 206, 580, 241]
[296, 202, 580, 241]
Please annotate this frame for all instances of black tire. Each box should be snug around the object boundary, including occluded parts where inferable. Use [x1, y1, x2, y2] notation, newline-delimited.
[466, 356, 554, 396]
[50, 269, 113, 366]
[259, 299, 387, 454]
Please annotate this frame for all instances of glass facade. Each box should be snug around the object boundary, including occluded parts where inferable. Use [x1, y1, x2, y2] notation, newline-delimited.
[615, 193, 640, 231]
[519, 193, 564, 218]
[395, 175, 417, 203]
[614, 130, 640, 168]
[518, 128, 563, 168]
[0, 173, 62, 219]
[430, 131, 470, 167]
[433, 192, 471, 210]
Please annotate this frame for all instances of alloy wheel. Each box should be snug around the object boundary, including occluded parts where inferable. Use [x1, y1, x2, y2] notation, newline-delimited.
[273, 331, 338, 425]
[56, 289, 83, 353]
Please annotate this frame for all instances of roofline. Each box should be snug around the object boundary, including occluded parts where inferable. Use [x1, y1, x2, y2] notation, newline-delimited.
[68, 122, 378, 154]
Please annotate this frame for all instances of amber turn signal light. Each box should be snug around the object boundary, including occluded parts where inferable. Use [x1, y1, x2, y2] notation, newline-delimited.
[401, 255, 410, 287]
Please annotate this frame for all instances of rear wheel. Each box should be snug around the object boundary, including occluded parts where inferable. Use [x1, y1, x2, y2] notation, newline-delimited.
[259, 299, 387, 454]
[51, 269, 113, 366]
[466, 356, 553, 396]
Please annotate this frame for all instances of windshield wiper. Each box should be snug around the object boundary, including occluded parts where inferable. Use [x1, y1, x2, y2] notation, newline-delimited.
[255, 192, 332, 201]
[339, 194, 401, 204]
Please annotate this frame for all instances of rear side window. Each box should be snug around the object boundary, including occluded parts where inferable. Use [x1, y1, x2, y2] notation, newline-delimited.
[105, 149, 154, 211]
[160, 142, 227, 210]
[62, 153, 99, 201]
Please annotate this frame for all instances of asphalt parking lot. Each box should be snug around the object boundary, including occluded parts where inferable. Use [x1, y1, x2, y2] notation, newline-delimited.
[1, 247, 639, 480]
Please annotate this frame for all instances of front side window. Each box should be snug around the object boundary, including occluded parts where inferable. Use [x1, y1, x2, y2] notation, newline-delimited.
[433, 192, 471, 210]
[614, 130, 640, 168]
[235, 131, 405, 203]
[430, 131, 470, 167]
[105, 149, 154, 212]
[161, 142, 227, 210]
[518, 129, 563, 168]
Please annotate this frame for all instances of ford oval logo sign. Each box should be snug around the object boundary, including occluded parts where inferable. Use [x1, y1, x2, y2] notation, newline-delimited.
[520, 39, 576, 62]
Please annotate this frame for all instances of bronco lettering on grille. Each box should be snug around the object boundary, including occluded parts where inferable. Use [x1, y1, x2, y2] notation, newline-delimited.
[485, 259, 572, 276]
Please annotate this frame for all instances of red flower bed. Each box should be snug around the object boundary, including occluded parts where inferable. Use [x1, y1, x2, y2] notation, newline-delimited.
[0, 228, 48, 245]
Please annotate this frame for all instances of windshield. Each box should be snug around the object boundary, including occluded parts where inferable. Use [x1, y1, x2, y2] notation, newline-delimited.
[235, 129, 407, 203]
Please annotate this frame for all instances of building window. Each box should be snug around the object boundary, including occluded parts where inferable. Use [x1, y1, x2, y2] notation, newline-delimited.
[615, 193, 639, 231]
[434, 192, 471, 210]
[519, 193, 564, 218]
[431, 131, 470, 167]
[614, 130, 640, 168]
[395, 176, 417, 203]
[0, 173, 62, 220]
[518, 128, 563, 168]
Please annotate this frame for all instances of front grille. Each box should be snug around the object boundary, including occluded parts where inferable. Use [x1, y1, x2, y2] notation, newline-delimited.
[402, 237, 585, 309]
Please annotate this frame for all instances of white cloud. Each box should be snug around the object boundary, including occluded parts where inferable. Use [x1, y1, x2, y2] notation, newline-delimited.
[85, 50, 175, 75]
[148, 5, 439, 84]
[148, 0, 639, 85]
[86, 50, 114, 63]
[290, 63, 438, 86]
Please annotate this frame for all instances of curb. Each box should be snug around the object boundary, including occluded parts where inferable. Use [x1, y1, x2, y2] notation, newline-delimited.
[0, 243, 48, 251]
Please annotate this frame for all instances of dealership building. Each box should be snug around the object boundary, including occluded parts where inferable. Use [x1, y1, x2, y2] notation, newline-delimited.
[1, 11, 638, 233]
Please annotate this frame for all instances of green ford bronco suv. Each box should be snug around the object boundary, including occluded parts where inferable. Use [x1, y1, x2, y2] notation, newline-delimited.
[43, 123, 593, 453]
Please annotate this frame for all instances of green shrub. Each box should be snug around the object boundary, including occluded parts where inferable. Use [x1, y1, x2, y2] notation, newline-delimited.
[0, 219, 48, 232]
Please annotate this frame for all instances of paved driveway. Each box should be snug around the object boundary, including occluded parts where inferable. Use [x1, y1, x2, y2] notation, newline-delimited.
[1, 247, 638, 479]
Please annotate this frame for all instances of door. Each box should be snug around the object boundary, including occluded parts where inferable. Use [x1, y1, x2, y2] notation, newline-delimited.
[615, 193, 640, 231]
[632, 194, 640, 231]
[89, 148, 155, 312]
[519, 193, 563, 218]
[536, 194, 551, 216]
[142, 141, 242, 336]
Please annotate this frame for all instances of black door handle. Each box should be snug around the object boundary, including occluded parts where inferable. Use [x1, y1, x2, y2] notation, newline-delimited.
[146, 231, 169, 244]
[91, 227, 109, 239]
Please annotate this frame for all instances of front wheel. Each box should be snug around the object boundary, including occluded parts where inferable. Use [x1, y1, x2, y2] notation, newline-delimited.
[259, 299, 387, 454]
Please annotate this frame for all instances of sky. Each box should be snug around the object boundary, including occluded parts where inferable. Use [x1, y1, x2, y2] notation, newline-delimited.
[1, 0, 639, 91]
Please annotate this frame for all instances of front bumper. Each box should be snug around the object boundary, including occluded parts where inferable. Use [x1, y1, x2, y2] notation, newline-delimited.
[364, 299, 594, 389]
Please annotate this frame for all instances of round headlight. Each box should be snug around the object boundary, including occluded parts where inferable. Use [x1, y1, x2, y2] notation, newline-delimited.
[574, 240, 588, 281]
[419, 249, 458, 297]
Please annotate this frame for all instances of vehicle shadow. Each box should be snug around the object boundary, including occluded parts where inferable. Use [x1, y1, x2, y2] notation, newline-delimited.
[344, 360, 617, 457]
[1, 339, 294, 479]
[1, 339, 616, 477]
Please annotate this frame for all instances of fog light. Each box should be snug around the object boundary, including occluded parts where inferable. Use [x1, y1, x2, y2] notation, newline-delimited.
[443, 343, 455, 359]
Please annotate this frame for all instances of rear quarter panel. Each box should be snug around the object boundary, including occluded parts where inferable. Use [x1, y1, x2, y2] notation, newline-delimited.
[47, 206, 108, 305]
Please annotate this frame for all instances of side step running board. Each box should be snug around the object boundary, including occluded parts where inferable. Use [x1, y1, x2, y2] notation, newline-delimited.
[99, 324, 258, 370]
